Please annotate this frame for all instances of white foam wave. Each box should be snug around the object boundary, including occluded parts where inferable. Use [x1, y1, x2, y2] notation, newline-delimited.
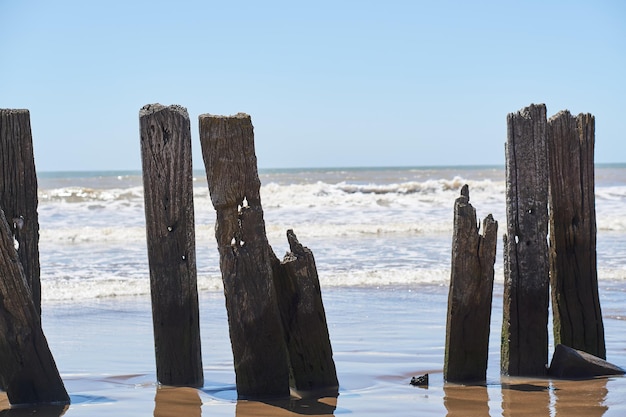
[260, 177, 504, 208]
[335, 176, 491, 195]
[39, 221, 453, 248]
[45, 270, 626, 302]
[39, 265, 626, 302]
[41, 274, 224, 302]
[40, 225, 218, 244]
[39, 186, 145, 203]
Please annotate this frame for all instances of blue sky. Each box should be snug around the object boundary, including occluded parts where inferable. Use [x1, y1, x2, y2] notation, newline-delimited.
[1, 0, 624, 171]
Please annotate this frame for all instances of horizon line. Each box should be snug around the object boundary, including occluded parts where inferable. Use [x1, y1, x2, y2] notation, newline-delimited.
[36, 161, 626, 175]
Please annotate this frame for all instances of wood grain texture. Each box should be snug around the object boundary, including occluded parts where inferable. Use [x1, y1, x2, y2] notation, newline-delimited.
[0, 109, 41, 315]
[0, 208, 69, 406]
[200, 113, 338, 398]
[199, 113, 290, 399]
[272, 230, 339, 393]
[139, 103, 203, 387]
[501, 103, 550, 377]
[444, 185, 497, 383]
[548, 111, 605, 358]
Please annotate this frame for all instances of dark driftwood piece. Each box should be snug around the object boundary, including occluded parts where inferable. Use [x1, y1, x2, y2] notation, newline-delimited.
[548, 344, 623, 379]
[199, 113, 290, 398]
[139, 104, 203, 387]
[0, 208, 69, 406]
[0, 109, 41, 315]
[501, 103, 550, 377]
[272, 229, 338, 393]
[547, 111, 605, 359]
[444, 185, 497, 383]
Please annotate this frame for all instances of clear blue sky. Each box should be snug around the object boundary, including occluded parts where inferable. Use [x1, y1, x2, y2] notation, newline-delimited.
[1, 1, 624, 171]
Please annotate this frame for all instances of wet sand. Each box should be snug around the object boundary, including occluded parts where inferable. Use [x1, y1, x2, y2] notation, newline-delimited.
[1, 284, 625, 416]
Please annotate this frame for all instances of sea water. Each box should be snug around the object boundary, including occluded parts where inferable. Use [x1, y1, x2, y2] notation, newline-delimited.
[28, 165, 626, 416]
[37, 164, 626, 301]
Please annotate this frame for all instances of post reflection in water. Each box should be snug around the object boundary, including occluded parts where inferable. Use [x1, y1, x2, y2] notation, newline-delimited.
[552, 377, 608, 417]
[444, 383, 490, 417]
[501, 379, 550, 417]
[153, 385, 202, 417]
[0, 404, 68, 417]
[236, 395, 337, 417]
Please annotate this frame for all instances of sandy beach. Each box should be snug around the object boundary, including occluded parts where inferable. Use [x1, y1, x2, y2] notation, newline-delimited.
[1, 283, 624, 416]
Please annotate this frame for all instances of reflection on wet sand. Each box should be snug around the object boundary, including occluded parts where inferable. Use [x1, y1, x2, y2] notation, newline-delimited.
[444, 383, 490, 417]
[501, 379, 550, 417]
[153, 386, 201, 417]
[0, 392, 68, 417]
[443, 376, 611, 417]
[0, 404, 68, 417]
[552, 377, 608, 417]
[152, 385, 337, 417]
[236, 395, 337, 416]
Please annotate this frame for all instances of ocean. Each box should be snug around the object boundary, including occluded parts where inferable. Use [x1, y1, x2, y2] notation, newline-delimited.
[19, 164, 626, 416]
[37, 164, 626, 301]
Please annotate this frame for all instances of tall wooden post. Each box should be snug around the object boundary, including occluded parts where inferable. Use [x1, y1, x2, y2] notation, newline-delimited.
[547, 111, 605, 358]
[0, 109, 41, 315]
[501, 103, 550, 376]
[0, 208, 69, 406]
[139, 104, 203, 387]
[444, 185, 498, 383]
[199, 113, 290, 398]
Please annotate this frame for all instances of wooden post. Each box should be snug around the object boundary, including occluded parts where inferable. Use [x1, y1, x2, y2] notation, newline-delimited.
[272, 229, 339, 393]
[139, 104, 203, 387]
[547, 111, 605, 358]
[0, 109, 41, 315]
[199, 113, 290, 398]
[444, 185, 498, 383]
[501, 103, 550, 376]
[0, 208, 69, 406]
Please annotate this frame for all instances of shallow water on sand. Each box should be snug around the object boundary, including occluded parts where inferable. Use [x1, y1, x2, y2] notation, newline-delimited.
[2, 284, 624, 416]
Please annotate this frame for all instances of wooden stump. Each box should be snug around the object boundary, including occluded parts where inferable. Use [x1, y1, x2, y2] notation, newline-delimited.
[547, 111, 605, 359]
[272, 229, 339, 393]
[444, 185, 498, 383]
[199, 113, 290, 399]
[0, 208, 69, 406]
[501, 103, 550, 376]
[139, 104, 204, 387]
[0, 109, 41, 315]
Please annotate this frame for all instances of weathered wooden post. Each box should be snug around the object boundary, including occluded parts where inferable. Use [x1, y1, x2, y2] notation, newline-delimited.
[199, 113, 290, 398]
[501, 103, 550, 376]
[139, 104, 204, 387]
[0, 208, 69, 406]
[272, 229, 339, 393]
[444, 185, 498, 383]
[0, 109, 41, 315]
[547, 110, 605, 358]
[199, 113, 338, 398]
